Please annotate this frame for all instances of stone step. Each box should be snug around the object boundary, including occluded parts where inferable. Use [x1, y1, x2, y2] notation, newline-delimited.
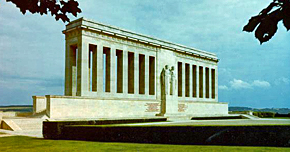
[30, 111, 48, 119]
[239, 114, 260, 120]
[1, 120, 22, 131]
[2, 118, 43, 131]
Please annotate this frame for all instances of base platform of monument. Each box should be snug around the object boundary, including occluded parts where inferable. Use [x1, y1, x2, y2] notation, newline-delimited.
[42, 117, 290, 147]
[33, 95, 228, 119]
[156, 112, 188, 118]
[156, 113, 185, 116]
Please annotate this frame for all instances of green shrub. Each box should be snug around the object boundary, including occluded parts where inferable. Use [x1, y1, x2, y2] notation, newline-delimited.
[253, 112, 275, 118]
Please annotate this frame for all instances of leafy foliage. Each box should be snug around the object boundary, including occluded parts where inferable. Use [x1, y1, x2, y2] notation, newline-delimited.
[253, 112, 276, 118]
[6, 0, 81, 22]
[243, 0, 290, 44]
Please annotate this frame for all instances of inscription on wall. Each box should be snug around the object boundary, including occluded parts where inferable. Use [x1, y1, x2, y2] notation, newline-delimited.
[178, 104, 188, 112]
[145, 103, 160, 112]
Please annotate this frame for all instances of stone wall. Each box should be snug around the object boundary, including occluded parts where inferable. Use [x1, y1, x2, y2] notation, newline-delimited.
[178, 101, 228, 116]
[43, 95, 228, 119]
[46, 95, 160, 119]
[33, 96, 47, 114]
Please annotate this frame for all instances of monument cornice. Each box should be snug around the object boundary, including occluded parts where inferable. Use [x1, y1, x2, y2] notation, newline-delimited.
[63, 18, 219, 63]
[83, 29, 158, 52]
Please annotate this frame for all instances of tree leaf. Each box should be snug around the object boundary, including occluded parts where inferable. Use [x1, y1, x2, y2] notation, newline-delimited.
[282, 2, 290, 30]
[243, 2, 279, 32]
[283, 16, 290, 30]
[6, 0, 81, 23]
[259, 2, 278, 15]
[39, 1, 48, 15]
[55, 13, 70, 22]
[255, 17, 278, 44]
[243, 15, 262, 32]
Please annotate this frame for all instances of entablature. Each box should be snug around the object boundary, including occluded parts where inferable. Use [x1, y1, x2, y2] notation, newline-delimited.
[63, 18, 219, 63]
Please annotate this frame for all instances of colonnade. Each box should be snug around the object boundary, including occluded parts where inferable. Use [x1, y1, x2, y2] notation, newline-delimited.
[177, 61, 217, 100]
[64, 40, 217, 101]
[64, 41, 156, 97]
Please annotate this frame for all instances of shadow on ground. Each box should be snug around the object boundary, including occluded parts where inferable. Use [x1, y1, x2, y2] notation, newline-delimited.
[43, 119, 290, 147]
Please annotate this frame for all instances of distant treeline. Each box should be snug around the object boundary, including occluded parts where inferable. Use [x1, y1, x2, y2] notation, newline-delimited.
[229, 107, 290, 114]
[0, 105, 32, 108]
[253, 112, 290, 118]
[0, 105, 33, 113]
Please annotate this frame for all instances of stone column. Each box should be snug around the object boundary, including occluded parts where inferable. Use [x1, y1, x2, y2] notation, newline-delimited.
[176, 62, 179, 97]
[153, 55, 157, 96]
[91, 45, 98, 92]
[145, 55, 149, 96]
[123, 49, 128, 95]
[64, 43, 76, 96]
[76, 37, 89, 96]
[64, 43, 71, 96]
[97, 43, 104, 94]
[164, 65, 170, 95]
[215, 67, 218, 101]
[196, 66, 199, 100]
[134, 52, 139, 96]
[189, 64, 192, 98]
[203, 66, 206, 99]
[182, 62, 185, 98]
[110, 46, 116, 94]
[209, 67, 212, 99]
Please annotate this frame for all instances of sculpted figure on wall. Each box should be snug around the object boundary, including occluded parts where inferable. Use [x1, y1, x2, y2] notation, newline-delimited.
[170, 66, 176, 96]
[162, 65, 177, 96]
[164, 65, 170, 95]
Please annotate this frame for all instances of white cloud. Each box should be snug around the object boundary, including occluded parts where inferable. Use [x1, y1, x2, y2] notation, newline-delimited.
[228, 79, 271, 90]
[219, 85, 229, 90]
[252, 80, 271, 88]
[229, 79, 252, 89]
[274, 77, 290, 85]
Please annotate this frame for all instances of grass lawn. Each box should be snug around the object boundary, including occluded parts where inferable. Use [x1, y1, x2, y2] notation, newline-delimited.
[271, 117, 290, 119]
[0, 132, 6, 135]
[0, 136, 289, 152]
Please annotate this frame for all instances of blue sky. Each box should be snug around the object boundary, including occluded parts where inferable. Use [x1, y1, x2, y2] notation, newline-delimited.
[0, 0, 290, 108]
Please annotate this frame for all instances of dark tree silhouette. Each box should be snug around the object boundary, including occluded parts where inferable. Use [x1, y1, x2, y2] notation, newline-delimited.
[6, 0, 81, 22]
[243, 0, 290, 44]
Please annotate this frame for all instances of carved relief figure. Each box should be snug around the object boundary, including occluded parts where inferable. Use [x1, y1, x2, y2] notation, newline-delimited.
[164, 65, 170, 95]
[170, 66, 176, 95]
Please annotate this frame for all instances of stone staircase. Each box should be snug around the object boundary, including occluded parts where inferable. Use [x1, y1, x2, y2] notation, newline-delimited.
[239, 114, 260, 119]
[1, 118, 43, 131]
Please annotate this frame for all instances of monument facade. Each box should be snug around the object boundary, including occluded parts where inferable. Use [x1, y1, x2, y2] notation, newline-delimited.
[33, 18, 228, 119]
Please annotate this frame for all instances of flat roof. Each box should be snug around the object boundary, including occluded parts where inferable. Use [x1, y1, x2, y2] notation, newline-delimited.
[64, 17, 218, 61]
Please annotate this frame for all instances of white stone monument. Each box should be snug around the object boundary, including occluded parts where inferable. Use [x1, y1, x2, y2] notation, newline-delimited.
[32, 18, 228, 119]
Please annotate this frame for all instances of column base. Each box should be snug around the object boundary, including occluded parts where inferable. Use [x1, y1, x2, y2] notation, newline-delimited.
[156, 113, 190, 120]
[156, 113, 186, 117]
